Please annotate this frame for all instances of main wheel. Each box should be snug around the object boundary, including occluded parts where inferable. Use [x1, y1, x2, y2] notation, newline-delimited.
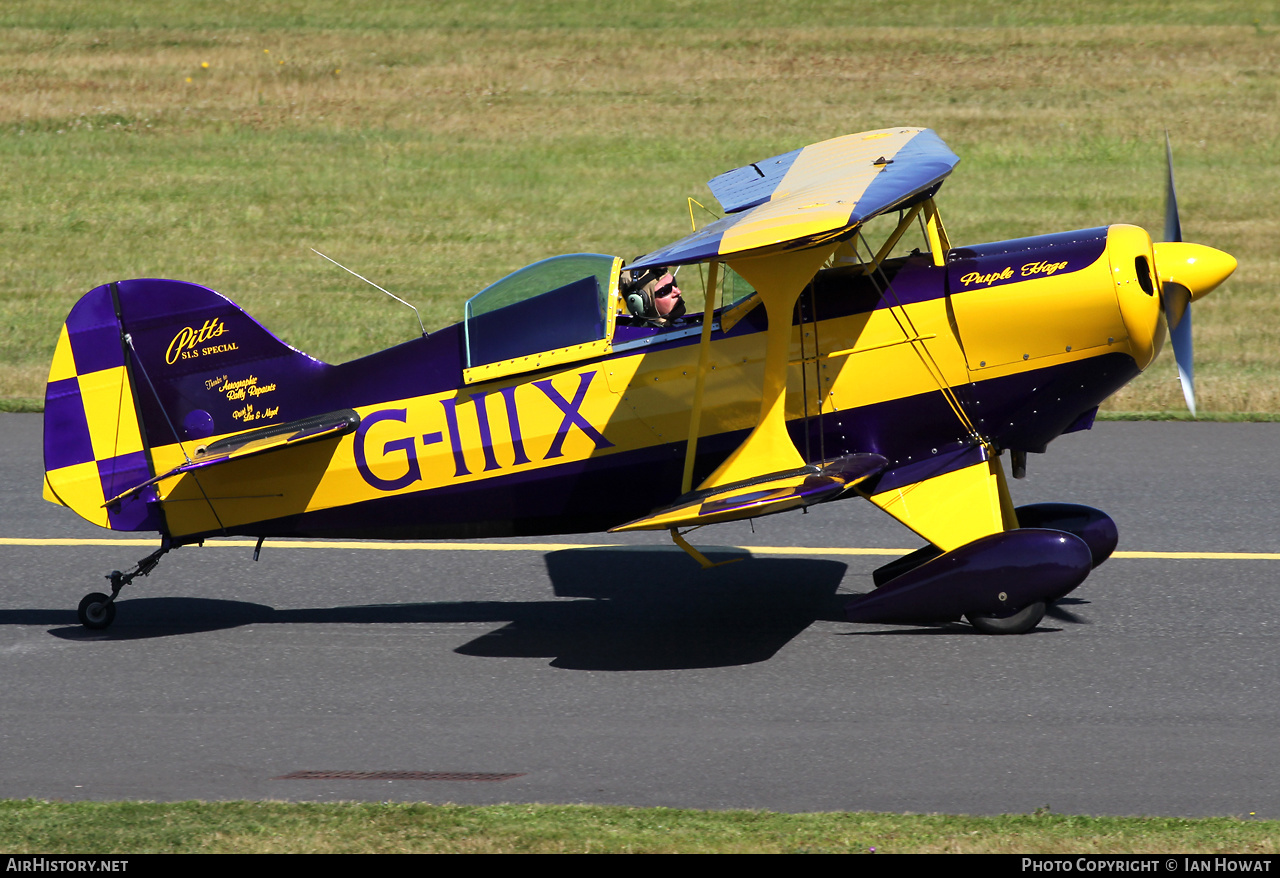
[966, 601, 1045, 635]
[78, 592, 116, 630]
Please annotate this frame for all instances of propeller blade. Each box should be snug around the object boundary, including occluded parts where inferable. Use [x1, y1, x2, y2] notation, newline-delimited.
[1163, 280, 1191, 332]
[1163, 283, 1196, 416]
[1158, 132, 1202, 417]
[1163, 130, 1182, 244]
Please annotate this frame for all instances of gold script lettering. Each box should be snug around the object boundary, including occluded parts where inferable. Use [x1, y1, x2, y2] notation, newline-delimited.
[1020, 260, 1069, 278]
[166, 318, 229, 365]
[959, 267, 1014, 287]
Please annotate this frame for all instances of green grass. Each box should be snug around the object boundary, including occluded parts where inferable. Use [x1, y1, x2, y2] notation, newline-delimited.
[1, 800, 1277, 853]
[2, 1, 1277, 30]
[1098, 411, 1280, 422]
[2, 1, 1277, 413]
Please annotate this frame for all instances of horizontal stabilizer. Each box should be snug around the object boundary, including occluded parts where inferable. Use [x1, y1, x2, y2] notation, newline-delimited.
[609, 453, 887, 532]
[104, 409, 360, 507]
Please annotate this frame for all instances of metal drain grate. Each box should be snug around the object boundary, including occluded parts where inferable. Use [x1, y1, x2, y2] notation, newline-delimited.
[275, 770, 524, 782]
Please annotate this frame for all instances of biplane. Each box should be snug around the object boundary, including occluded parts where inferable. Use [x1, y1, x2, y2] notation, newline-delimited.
[42, 127, 1235, 634]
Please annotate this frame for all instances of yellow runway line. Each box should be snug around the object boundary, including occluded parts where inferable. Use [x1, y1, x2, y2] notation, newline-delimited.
[3, 538, 1279, 560]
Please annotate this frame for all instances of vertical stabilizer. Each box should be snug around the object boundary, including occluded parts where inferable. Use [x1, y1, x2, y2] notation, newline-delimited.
[43, 279, 330, 531]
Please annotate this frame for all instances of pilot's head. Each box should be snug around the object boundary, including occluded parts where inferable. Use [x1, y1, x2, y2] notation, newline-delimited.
[652, 272, 683, 316]
[623, 265, 686, 324]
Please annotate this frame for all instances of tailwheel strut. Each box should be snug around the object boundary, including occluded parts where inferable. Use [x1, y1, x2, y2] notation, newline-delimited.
[77, 538, 177, 630]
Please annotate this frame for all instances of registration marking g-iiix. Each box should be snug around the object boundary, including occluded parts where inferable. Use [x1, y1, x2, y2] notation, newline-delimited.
[354, 370, 615, 491]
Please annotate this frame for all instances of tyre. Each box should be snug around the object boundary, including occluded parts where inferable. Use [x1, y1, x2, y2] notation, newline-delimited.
[965, 601, 1045, 635]
[77, 592, 116, 630]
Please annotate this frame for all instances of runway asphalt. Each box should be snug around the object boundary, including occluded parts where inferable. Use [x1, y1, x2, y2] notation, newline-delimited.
[2, 412, 1278, 816]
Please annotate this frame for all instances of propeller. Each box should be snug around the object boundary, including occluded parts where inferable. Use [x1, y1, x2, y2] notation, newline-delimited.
[1160, 132, 1195, 415]
[1151, 132, 1237, 417]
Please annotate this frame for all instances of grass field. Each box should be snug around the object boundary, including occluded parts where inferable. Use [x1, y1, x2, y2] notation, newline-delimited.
[1, 1, 1277, 412]
[1, 800, 1277, 854]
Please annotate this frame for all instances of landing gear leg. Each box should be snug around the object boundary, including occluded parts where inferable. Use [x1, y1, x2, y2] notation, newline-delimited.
[77, 538, 176, 630]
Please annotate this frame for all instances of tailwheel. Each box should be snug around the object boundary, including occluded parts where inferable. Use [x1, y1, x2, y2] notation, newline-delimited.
[966, 601, 1046, 635]
[78, 592, 116, 630]
[75, 538, 177, 630]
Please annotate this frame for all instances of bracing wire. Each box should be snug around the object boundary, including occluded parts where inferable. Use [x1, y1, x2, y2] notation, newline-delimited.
[852, 233, 982, 442]
[123, 333, 228, 534]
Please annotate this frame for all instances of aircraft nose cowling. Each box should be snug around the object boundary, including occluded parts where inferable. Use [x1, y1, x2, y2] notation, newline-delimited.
[1152, 242, 1237, 302]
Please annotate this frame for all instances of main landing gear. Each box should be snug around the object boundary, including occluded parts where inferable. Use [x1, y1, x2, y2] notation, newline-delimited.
[846, 504, 1118, 635]
[76, 539, 176, 630]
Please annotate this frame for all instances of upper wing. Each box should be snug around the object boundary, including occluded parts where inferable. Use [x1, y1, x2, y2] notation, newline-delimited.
[629, 127, 958, 270]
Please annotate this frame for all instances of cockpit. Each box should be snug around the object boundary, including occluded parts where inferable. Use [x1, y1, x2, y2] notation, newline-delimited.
[464, 254, 619, 375]
[458, 198, 947, 386]
[460, 253, 758, 385]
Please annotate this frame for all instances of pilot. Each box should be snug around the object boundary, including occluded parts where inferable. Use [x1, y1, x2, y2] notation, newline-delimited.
[621, 264, 686, 326]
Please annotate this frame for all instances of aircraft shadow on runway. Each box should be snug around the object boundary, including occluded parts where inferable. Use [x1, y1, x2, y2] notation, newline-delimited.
[15, 547, 849, 669]
[13, 547, 1089, 667]
[473, 546, 846, 669]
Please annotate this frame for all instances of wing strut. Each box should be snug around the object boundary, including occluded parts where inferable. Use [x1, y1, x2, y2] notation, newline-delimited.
[697, 242, 840, 490]
[795, 279, 827, 466]
[680, 260, 721, 494]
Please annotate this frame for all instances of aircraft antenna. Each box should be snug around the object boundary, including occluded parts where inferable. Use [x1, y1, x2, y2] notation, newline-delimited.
[311, 249, 428, 339]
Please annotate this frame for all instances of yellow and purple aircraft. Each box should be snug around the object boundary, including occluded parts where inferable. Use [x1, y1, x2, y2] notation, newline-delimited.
[42, 127, 1235, 634]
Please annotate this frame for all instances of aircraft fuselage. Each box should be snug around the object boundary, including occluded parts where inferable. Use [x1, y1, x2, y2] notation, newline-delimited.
[114, 224, 1162, 542]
